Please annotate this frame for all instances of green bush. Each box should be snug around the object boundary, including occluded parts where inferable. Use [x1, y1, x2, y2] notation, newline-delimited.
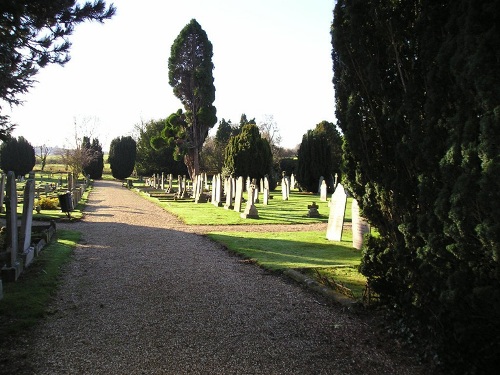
[36, 197, 59, 210]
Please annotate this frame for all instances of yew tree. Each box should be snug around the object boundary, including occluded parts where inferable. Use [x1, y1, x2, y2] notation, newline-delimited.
[332, 0, 499, 372]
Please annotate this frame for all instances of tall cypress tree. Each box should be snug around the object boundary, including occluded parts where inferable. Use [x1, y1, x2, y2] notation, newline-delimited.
[166, 19, 217, 178]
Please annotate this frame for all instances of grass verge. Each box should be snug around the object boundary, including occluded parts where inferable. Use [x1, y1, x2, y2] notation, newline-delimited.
[0, 230, 80, 336]
[206, 230, 367, 299]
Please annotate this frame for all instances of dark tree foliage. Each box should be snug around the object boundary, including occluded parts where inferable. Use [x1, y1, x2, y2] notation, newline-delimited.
[0, 136, 36, 176]
[215, 118, 234, 146]
[296, 121, 342, 193]
[136, 119, 187, 176]
[332, 0, 500, 372]
[166, 19, 217, 178]
[279, 158, 298, 177]
[0, 0, 115, 138]
[108, 136, 136, 180]
[82, 136, 104, 179]
[223, 124, 272, 180]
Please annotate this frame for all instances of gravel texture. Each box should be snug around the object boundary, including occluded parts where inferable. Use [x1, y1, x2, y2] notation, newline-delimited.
[1, 180, 427, 374]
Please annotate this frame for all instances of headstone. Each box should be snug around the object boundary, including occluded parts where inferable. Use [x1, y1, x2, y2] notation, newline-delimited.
[233, 176, 244, 212]
[213, 174, 222, 207]
[1, 171, 22, 282]
[318, 176, 324, 194]
[253, 185, 259, 204]
[68, 172, 74, 191]
[0, 173, 5, 213]
[281, 176, 290, 200]
[211, 175, 216, 203]
[263, 176, 269, 205]
[224, 176, 234, 209]
[167, 174, 173, 193]
[326, 183, 347, 241]
[246, 177, 251, 194]
[19, 178, 35, 267]
[320, 180, 327, 201]
[195, 174, 207, 203]
[351, 199, 370, 250]
[161, 172, 165, 191]
[307, 202, 320, 218]
[290, 173, 296, 190]
[241, 183, 259, 219]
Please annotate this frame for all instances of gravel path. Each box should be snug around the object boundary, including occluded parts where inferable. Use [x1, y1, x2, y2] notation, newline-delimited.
[2, 180, 426, 374]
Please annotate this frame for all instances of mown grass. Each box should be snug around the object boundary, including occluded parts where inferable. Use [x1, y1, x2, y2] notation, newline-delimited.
[207, 230, 367, 298]
[136, 184, 352, 226]
[0, 230, 80, 336]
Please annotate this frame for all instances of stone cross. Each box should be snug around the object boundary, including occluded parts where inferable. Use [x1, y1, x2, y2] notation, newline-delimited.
[326, 183, 347, 241]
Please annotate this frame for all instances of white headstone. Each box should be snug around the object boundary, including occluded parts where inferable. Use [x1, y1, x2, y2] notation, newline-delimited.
[234, 176, 244, 212]
[326, 183, 347, 241]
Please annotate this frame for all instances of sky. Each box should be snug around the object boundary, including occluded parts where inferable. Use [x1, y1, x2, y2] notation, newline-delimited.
[7, 0, 336, 151]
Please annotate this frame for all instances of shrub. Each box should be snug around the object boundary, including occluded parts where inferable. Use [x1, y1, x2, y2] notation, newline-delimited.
[36, 197, 59, 210]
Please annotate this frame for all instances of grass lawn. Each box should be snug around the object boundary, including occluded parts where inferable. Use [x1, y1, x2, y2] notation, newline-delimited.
[206, 230, 367, 299]
[136, 184, 353, 226]
[0, 230, 80, 336]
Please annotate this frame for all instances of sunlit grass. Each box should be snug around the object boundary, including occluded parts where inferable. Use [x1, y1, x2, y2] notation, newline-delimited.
[207, 230, 367, 298]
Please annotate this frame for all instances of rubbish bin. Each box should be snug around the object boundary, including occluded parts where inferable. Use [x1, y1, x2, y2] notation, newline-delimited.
[58, 192, 73, 213]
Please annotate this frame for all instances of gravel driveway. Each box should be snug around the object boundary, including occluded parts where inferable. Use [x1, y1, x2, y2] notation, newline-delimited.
[1, 180, 426, 374]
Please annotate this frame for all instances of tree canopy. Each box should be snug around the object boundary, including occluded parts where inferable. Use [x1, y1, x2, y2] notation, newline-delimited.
[332, 0, 499, 372]
[223, 124, 272, 180]
[166, 19, 217, 178]
[82, 136, 104, 180]
[0, 0, 116, 139]
[108, 136, 136, 180]
[0, 136, 36, 176]
[296, 121, 342, 193]
[136, 118, 188, 176]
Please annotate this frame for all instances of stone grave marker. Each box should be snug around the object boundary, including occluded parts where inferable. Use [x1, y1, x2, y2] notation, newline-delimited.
[224, 176, 234, 209]
[281, 175, 290, 200]
[20, 178, 35, 267]
[241, 183, 259, 219]
[1, 171, 21, 282]
[263, 176, 269, 205]
[213, 174, 222, 206]
[307, 202, 320, 217]
[161, 172, 165, 191]
[233, 176, 244, 212]
[318, 176, 324, 194]
[351, 199, 370, 250]
[320, 180, 327, 201]
[326, 183, 347, 241]
[291, 173, 296, 190]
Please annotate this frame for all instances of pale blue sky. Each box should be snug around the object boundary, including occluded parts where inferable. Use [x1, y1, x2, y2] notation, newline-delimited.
[7, 0, 336, 150]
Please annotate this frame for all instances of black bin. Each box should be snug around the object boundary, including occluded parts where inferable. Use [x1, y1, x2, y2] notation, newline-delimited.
[58, 192, 73, 212]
